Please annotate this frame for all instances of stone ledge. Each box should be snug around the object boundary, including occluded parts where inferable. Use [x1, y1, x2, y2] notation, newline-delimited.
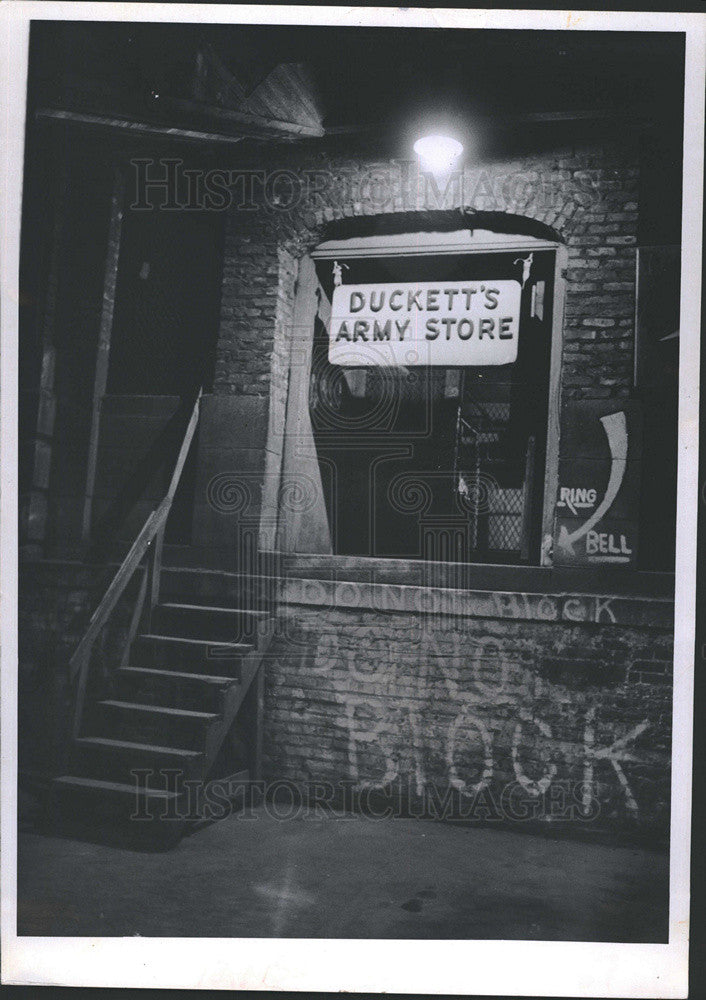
[278, 576, 673, 630]
[18, 557, 675, 630]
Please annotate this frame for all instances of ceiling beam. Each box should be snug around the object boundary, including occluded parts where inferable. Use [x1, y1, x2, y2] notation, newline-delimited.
[36, 102, 665, 148]
[35, 108, 247, 146]
[324, 105, 666, 135]
[164, 96, 324, 138]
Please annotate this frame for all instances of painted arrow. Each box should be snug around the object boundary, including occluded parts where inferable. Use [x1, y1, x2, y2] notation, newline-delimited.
[557, 410, 628, 556]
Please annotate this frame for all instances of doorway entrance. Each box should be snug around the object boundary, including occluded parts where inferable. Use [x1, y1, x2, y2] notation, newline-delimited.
[306, 233, 557, 565]
[90, 196, 225, 549]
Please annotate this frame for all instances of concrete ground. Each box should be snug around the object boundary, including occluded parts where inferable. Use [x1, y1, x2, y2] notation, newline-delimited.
[18, 807, 668, 941]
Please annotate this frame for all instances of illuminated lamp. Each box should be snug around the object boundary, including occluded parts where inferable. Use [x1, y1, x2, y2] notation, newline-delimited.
[413, 134, 464, 176]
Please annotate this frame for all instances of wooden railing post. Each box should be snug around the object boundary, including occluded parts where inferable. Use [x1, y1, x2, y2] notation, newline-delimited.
[120, 562, 149, 671]
[149, 386, 202, 616]
[67, 387, 203, 744]
[148, 527, 166, 612]
[72, 644, 92, 740]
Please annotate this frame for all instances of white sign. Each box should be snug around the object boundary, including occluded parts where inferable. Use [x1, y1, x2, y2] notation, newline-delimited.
[329, 280, 522, 366]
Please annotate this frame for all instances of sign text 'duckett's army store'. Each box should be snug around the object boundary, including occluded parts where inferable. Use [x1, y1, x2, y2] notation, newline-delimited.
[329, 280, 522, 366]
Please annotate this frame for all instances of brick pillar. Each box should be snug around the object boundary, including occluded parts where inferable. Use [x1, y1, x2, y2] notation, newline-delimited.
[191, 214, 297, 566]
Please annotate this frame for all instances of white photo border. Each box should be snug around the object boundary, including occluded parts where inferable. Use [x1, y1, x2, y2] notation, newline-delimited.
[1, 5, 702, 995]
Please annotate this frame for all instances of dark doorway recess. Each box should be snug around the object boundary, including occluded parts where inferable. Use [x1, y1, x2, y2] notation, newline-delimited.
[100, 200, 225, 545]
[108, 205, 224, 397]
[311, 249, 555, 565]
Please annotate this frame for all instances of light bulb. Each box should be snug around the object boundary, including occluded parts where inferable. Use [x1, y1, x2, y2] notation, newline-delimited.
[413, 134, 464, 175]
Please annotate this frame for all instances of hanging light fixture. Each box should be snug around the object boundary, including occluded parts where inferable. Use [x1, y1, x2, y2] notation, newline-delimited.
[413, 134, 464, 176]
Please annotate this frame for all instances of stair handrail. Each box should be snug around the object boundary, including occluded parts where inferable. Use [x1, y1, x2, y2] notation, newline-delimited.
[68, 387, 203, 739]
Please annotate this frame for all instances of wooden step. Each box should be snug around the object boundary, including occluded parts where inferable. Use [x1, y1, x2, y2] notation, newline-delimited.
[54, 774, 180, 797]
[72, 736, 203, 785]
[151, 602, 269, 643]
[160, 568, 277, 609]
[115, 666, 239, 712]
[50, 774, 182, 823]
[48, 768, 252, 847]
[132, 633, 253, 674]
[94, 700, 220, 751]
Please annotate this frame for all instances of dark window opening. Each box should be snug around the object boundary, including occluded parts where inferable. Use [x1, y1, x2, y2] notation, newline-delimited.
[310, 248, 555, 565]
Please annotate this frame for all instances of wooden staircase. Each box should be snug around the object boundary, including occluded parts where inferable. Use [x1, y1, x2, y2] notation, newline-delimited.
[50, 594, 273, 848]
[47, 390, 275, 849]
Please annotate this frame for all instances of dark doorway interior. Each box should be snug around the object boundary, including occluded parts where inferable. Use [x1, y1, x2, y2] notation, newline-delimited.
[108, 204, 224, 397]
[311, 249, 555, 564]
[96, 198, 225, 545]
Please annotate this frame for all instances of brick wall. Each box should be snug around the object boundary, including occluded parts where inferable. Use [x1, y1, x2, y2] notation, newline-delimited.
[214, 137, 639, 407]
[18, 560, 673, 842]
[18, 135, 670, 849]
[206, 137, 670, 845]
[263, 590, 672, 841]
[200, 137, 642, 561]
[18, 560, 138, 776]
